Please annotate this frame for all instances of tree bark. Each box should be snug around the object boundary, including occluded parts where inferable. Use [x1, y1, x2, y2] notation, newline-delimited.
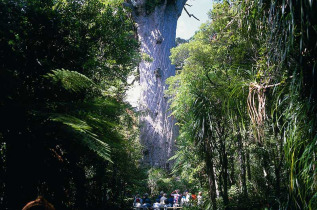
[237, 132, 248, 198]
[217, 123, 229, 208]
[129, 0, 187, 168]
[222, 148, 229, 209]
[246, 149, 251, 181]
[205, 142, 217, 209]
[229, 155, 235, 186]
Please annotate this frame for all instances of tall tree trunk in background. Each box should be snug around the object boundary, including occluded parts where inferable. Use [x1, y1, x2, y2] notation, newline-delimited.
[127, 0, 187, 168]
[229, 155, 235, 186]
[246, 149, 251, 181]
[274, 163, 281, 197]
[262, 150, 272, 199]
[237, 132, 248, 198]
[217, 123, 229, 208]
[205, 141, 217, 209]
[222, 149, 229, 209]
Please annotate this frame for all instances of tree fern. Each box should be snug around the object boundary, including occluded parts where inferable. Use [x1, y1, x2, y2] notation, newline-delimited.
[50, 114, 112, 162]
[45, 69, 99, 94]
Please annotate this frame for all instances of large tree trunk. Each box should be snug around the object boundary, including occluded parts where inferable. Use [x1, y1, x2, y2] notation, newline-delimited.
[129, 0, 187, 168]
[222, 147, 229, 209]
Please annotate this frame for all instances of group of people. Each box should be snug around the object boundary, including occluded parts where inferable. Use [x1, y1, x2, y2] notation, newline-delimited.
[133, 190, 203, 209]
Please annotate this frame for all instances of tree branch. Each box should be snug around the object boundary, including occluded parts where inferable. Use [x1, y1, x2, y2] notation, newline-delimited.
[205, 72, 218, 87]
[183, 6, 200, 21]
[264, 82, 282, 88]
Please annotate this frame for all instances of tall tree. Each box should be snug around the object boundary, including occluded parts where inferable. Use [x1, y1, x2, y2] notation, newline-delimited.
[124, 0, 187, 168]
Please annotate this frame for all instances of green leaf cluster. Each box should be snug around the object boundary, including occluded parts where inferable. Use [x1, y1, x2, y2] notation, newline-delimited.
[167, 0, 316, 209]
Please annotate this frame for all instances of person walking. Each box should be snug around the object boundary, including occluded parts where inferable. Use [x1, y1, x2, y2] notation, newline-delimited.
[171, 189, 181, 207]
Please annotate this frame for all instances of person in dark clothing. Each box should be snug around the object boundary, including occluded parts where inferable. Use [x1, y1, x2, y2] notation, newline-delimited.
[165, 195, 174, 207]
[142, 193, 151, 209]
[157, 191, 164, 200]
[134, 193, 143, 209]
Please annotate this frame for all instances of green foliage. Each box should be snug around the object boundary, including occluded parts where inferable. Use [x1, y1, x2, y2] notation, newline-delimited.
[170, 43, 190, 69]
[141, 52, 154, 63]
[0, 0, 142, 209]
[50, 113, 112, 162]
[144, 0, 178, 15]
[146, 167, 193, 196]
[147, 168, 171, 195]
[238, 0, 317, 208]
[45, 69, 97, 94]
[167, 0, 316, 209]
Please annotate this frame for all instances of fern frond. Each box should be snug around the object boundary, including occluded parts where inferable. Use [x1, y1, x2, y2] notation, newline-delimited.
[50, 114, 112, 162]
[45, 69, 98, 93]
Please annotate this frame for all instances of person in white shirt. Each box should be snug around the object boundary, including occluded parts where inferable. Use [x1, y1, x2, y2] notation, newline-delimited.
[153, 199, 160, 210]
[160, 193, 167, 204]
[185, 191, 191, 202]
[171, 189, 181, 207]
[181, 190, 190, 206]
[197, 191, 203, 206]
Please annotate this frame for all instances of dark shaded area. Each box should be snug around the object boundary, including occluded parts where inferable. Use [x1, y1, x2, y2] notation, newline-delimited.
[0, 0, 145, 209]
